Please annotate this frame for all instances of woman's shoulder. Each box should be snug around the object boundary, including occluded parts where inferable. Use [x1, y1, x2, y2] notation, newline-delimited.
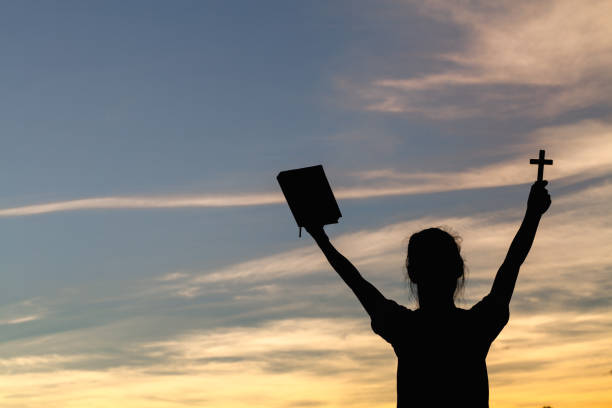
[370, 298, 414, 344]
[379, 297, 414, 317]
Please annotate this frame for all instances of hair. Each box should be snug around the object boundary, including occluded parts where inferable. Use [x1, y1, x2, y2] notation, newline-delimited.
[404, 227, 466, 305]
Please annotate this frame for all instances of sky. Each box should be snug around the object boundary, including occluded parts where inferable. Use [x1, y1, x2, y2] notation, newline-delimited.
[0, 1, 610, 407]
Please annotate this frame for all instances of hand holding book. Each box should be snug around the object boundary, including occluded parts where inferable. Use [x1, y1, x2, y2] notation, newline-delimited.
[277, 165, 342, 237]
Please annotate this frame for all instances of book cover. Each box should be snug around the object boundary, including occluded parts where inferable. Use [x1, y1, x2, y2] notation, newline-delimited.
[277, 165, 342, 236]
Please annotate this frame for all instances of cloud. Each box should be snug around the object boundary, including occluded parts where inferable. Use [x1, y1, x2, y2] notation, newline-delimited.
[349, 118, 612, 197]
[0, 193, 284, 217]
[2, 178, 610, 407]
[0, 299, 46, 326]
[161, 175, 612, 323]
[1, 119, 610, 217]
[0, 319, 396, 408]
[155, 272, 190, 282]
[0, 354, 83, 371]
[2, 312, 605, 407]
[0, 315, 40, 325]
[142, 318, 385, 368]
[346, 0, 612, 118]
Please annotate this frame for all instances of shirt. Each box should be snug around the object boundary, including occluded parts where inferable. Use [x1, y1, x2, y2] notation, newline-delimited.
[370, 295, 509, 407]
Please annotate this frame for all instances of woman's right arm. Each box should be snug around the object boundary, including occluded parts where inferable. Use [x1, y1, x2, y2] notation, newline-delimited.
[306, 225, 387, 318]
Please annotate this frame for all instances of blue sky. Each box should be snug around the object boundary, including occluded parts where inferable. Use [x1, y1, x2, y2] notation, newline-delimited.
[0, 1, 611, 407]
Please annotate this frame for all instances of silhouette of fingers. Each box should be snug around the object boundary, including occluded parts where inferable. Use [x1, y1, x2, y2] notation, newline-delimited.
[532, 180, 547, 190]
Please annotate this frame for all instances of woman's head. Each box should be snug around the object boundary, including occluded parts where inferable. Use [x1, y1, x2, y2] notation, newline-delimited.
[405, 227, 466, 307]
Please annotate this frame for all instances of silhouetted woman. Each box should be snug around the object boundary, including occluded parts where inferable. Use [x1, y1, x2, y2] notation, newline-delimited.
[305, 181, 551, 407]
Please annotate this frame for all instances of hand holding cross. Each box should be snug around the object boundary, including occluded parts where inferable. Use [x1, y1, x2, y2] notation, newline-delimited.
[527, 149, 552, 215]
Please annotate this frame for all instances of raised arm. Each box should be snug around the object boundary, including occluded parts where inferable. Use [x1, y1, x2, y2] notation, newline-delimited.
[490, 180, 551, 305]
[305, 225, 387, 318]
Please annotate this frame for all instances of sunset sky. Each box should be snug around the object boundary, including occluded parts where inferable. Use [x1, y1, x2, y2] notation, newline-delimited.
[0, 1, 611, 407]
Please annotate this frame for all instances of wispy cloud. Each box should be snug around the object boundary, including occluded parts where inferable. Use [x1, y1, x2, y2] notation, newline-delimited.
[161, 176, 612, 319]
[349, 119, 612, 193]
[0, 299, 46, 326]
[1, 119, 610, 217]
[1, 312, 607, 407]
[155, 272, 190, 282]
[155, 118, 612, 301]
[0, 354, 82, 369]
[0, 315, 40, 325]
[1, 179, 610, 407]
[145, 177, 612, 407]
[346, 0, 612, 118]
[0, 193, 284, 217]
[0, 319, 396, 408]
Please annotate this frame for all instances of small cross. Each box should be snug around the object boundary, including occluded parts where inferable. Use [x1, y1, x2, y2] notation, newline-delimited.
[529, 149, 553, 181]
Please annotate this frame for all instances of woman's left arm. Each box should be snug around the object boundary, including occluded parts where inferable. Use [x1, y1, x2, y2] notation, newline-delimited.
[490, 181, 551, 305]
